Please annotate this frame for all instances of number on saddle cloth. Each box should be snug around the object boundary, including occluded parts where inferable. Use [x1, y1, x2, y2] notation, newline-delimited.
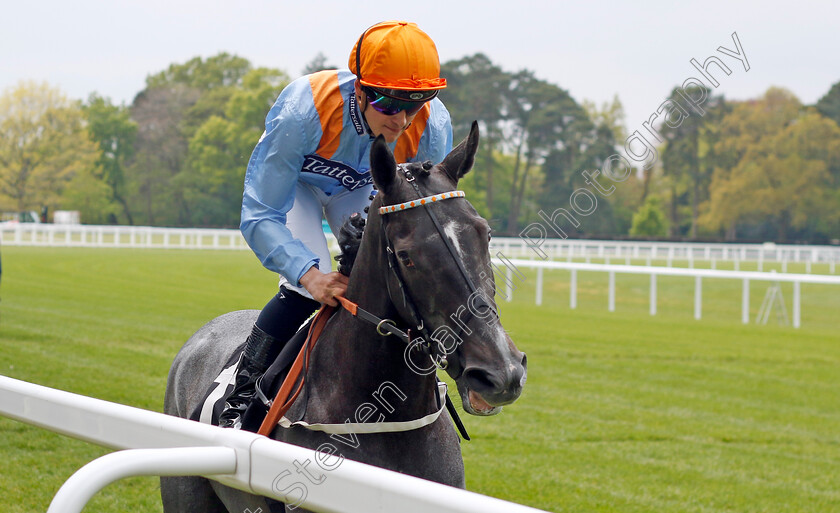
[190, 317, 316, 430]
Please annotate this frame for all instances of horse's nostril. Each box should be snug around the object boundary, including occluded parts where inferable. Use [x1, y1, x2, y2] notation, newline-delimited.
[520, 353, 528, 370]
[463, 368, 498, 394]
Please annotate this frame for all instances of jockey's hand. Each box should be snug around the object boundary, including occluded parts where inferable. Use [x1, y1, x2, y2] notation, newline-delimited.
[335, 212, 365, 276]
[299, 267, 349, 307]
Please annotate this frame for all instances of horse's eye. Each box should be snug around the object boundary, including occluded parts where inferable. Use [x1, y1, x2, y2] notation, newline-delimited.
[488, 229, 493, 242]
[397, 250, 414, 268]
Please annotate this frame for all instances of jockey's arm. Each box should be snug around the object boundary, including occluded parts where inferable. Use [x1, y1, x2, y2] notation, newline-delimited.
[240, 92, 322, 288]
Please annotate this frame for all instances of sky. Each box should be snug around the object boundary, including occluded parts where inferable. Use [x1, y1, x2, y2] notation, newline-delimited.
[2, 0, 839, 130]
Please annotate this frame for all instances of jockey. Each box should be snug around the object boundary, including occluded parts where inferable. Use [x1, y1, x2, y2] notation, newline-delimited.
[221, 21, 454, 428]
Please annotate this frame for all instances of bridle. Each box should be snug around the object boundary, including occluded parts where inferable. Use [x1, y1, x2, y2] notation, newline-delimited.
[375, 163, 498, 374]
[326, 163, 497, 440]
[335, 163, 499, 368]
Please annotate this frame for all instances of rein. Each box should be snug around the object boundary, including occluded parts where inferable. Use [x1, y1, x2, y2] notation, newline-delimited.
[257, 305, 335, 436]
[335, 296, 411, 342]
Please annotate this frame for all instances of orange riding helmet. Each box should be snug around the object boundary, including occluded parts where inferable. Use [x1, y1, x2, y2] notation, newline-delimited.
[349, 21, 447, 100]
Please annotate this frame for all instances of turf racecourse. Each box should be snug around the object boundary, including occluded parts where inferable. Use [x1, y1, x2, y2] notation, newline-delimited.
[0, 246, 838, 513]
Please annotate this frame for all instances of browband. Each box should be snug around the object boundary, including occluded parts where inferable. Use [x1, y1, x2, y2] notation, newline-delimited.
[379, 191, 465, 215]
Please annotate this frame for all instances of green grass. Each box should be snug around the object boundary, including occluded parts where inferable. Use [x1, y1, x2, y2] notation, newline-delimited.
[1, 246, 838, 512]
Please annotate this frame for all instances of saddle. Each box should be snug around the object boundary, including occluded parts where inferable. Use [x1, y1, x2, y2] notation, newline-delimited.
[190, 310, 328, 431]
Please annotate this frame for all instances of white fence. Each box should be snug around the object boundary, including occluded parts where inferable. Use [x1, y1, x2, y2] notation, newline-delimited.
[491, 238, 840, 273]
[0, 223, 341, 254]
[0, 223, 251, 250]
[3, 223, 836, 274]
[492, 259, 840, 328]
[0, 375, 546, 513]
[3, 224, 838, 272]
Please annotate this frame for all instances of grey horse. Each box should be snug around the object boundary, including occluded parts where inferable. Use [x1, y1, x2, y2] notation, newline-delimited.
[161, 122, 528, 512]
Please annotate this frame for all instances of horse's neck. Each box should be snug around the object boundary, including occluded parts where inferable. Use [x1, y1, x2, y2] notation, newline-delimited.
[302, 225, 438, 418]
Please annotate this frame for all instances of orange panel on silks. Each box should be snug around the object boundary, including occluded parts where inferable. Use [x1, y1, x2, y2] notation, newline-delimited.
[309, 71, 345, 160]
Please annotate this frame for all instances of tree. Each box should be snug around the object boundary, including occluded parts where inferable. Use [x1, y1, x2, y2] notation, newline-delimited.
[182, 116, 244, 226]
[0, 81, 99, 213]
[146, 53, 251, 91]
[302, 52, 337, 75]
[503, 71, 594, 234]
[659, 85, 727, 238]
[630, 196, 668, 237]
[455, 149, 515, 225]
[756, 112, 840, 240]
[703, 109, 840, 241]
[541, 99, 623, 237]
[60, 164, 116, 224]
[180, 87, 237, 142]
[607, 170, 646, 236]
[713, 87, 801, 170]
[440, 55, 617, 235]
[815, 80, 840, 128]
[128, 84, 199, 226]
[701, 88, 803, 239]
[181, 67, 289, 226]
[582, 95, 627, 142]
[128, 53, 260, 226]
[225, 68, 290, 130]
[82, 94, 137, 224]
[440, 54, 510, 217]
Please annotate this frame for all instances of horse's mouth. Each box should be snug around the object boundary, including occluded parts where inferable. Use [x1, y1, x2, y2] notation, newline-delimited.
[463, 389, 502, 416]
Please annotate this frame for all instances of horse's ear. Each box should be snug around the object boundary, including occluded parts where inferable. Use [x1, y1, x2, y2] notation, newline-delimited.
[370, 134, 397, 194]
[439, 120, 480, 184]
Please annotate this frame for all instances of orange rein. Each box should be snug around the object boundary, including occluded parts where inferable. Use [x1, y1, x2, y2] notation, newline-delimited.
[256, 297, 360, 437]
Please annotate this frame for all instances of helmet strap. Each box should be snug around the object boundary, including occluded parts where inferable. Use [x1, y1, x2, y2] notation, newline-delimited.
[355, 26, 370, 82]
[357, 94, 375, 137]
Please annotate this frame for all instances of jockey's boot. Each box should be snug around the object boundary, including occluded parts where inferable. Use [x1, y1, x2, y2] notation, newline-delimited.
[218, 324, 281, 429]
[219, 287, 319, 429]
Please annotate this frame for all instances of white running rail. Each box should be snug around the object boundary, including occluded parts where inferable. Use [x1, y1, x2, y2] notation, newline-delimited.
[0, 223, 251, 249]
[0, 376, 547, 513]
[0, 223, 340, 253]
[3, 224, 836, 273]
[492, 259, 840, 328]
[491, 238, 839, 272]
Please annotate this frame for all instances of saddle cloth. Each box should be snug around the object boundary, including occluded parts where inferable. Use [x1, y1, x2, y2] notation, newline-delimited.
[190, 317, 315, 430]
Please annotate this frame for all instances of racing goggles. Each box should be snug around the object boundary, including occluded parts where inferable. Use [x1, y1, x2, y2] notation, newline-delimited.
[363, 86, 436, 116]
